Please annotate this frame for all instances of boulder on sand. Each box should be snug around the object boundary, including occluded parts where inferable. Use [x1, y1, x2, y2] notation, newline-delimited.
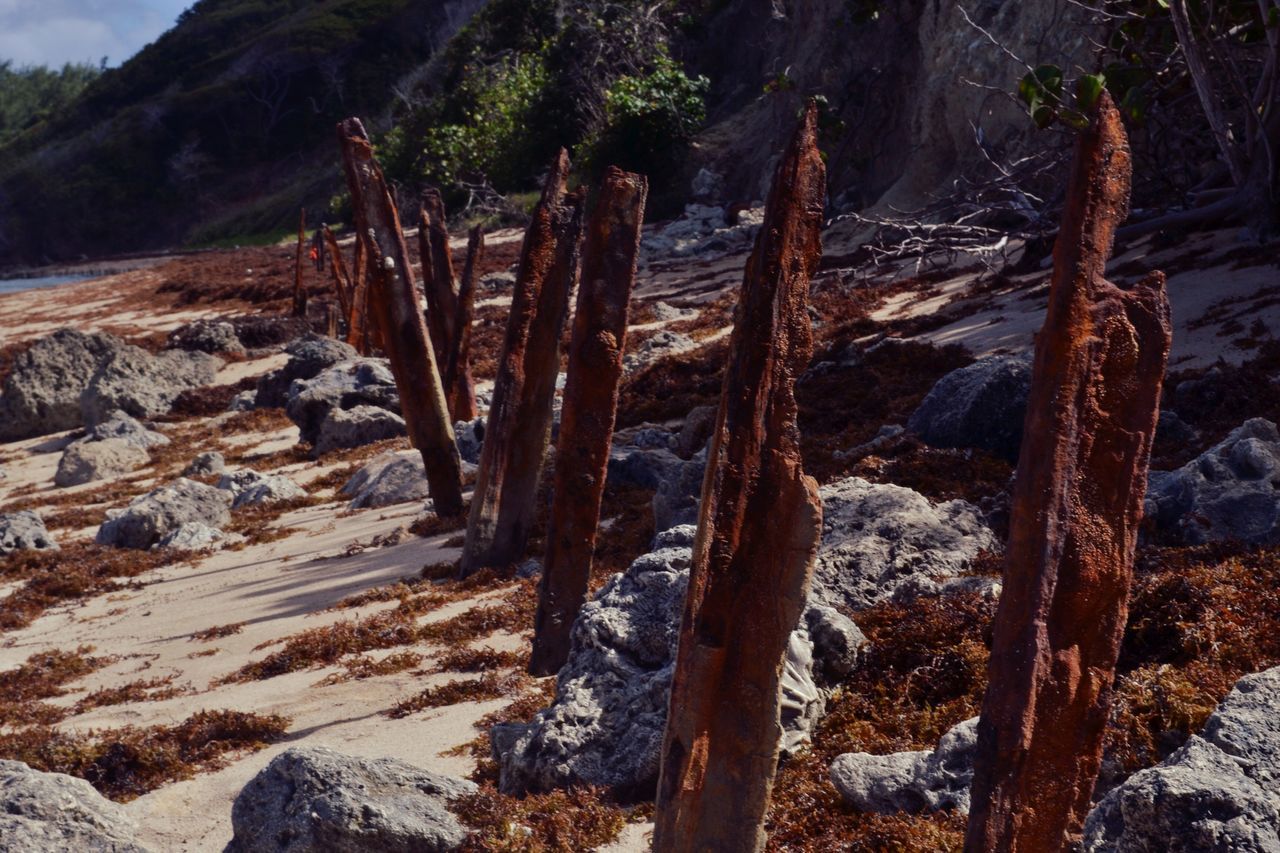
[340, 451, 429, 509]
[284, 359, 400, 447]
[314, 405, 407, 456]
[83, 410, 170, 450]
[226, 745, 475, 853]
[79, 347, 219, 427]
[96, 478, 232, 550]
[216, 470, 306, 509]
[830, 717, 978, 815]
[54, 438, 149, 487]
[0, 759, 149, 852]
[907, 354, 1032, 461]
[254, 335, 357, 409]
[165, 320, 245, 355]
[0, 511, 58, 555]
[0, 329, 123, 441]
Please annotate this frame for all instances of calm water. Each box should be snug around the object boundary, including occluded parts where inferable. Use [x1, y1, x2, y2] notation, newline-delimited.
[0, 274, 91, 295]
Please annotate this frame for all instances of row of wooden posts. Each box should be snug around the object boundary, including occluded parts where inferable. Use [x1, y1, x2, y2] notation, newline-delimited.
[298, 95, 1169, 851]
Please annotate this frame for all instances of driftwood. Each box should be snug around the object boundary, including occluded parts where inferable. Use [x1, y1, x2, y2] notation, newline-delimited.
[459, 150, 583, 578]
[530, 167, 648, 676]
[335, 117, 464, 518]
[964, 94, 1173, 852]
[321, 225, 352, 326]
[653, 103, 826, 852]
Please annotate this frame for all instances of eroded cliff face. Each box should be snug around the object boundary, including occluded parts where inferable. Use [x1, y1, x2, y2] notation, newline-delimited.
[683, 0, 1097, 214]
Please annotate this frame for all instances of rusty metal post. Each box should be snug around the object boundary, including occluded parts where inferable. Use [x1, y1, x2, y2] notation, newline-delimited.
[336, 118, 464, 518]
[322, 225, 352, 324]
[653, 103, 826, 852]
[529, 168, 648, 676]
[292, 207, 307, 317]
[964, 94, 1172, 853]
[459, 150, 583, 578]
[445, 224, 483, 422]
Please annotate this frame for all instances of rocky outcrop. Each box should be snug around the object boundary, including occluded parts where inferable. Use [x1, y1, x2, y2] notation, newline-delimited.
[216, 470, 306, 508]
[1083, 666, 1280, 851]
[183, 451, 226, 477]
[83, 410, 170, 450]
[226, 746, 476, 853]
[0, 759, 149, 852]
[1145, 418, 1280, 545]
[623, 330, 697, 373]
[494, 526, 847, 799]
[79, 347, 219, 427]
[254, 335, 358, 409]
[96, 478, 232, 550]
[0, 511, 58, 555]
[638, 203, 764, 263]
[0, 329, 122, 440]
[54, 438, 150, 487]
[340, 451, 430, 509]
[314, 405, 407, 456]
[652, 448, 706, 533]
[157, 522, 243, 551]
[813, 477, 998, 611]
[453, 418, 485, 465]
[907, 355, 1031, 461]
[166, 320, 245, 355]
[830, 718, 979, 815]
[284, 359, 400, 447]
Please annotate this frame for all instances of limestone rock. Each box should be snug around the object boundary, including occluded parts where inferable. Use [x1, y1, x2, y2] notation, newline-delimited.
[494, 526, 830, 799]
[226, 745, 475, 853]
[314, 405, 406, 456]
[830, 717, 978, 815]
[85, 410, 170, 450]
[54, 438, 149, 487]
[96, 478, 232, 550]
[166, 320, 245, 355]
[623, 330, 697, 373]
[0, 759, 149, 852]
[254, 334, 358, 409]
[453, 418, 485, 465]
[183, 451, 226, 477]
[79, 347, 219, 426]
[651, 448, 706, 532]
[340, 451, 429, 509]
[812, 477, 998, 611]
[216, 470, 305, 509]
[157, 522, 244, 551]
[0, 511, 58, 555]
[1145, 418, 1280, 545]
[284, 359, 400, 447]
[0, 328, 123, 440]
[907, 354, 1032, 461]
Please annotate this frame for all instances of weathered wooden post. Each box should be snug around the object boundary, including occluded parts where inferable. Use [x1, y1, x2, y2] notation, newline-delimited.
[529, 167, 648, 676]
[292, 208, 307, 318]
[964, 94, 1172, 853]
[653, 103, 825, 852]
[336, 118, 465, 518]
[445, 224, 483, 422]
[349, 235, 373, 355]
[459, 150, 584, 578]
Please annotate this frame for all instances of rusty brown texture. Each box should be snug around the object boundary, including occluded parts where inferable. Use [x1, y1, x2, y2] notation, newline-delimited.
[292, 207, 307, 318]
[459, 150, 583, 578]
[349, 235, 375, 355]
[444, 224, 483, 423]
[322, 225, 352, 326]
[964, 94, 1172, 853]
[652, 103, 825, 853]
[529, 167, 649, 677]
[417, 205, 453, 368]
[336, 117, 464, 518]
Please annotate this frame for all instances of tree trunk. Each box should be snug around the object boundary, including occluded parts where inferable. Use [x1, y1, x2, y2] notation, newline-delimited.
[336, 118, 465, 518]
[530, 167, 648, 676]
[964, 94, 1173, 853]
[459, 150, 583, 578]
[653, 103, 826, 853]
[445, 224, 483, 423]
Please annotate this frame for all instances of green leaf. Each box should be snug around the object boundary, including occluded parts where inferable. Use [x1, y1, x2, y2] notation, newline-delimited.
[1076, 73, 1106, 111]
[1032, 104, 1058, 129]
[1033, 64, 1064, 97]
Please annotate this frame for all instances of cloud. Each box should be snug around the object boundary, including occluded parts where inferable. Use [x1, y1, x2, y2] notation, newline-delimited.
[0, 1, 188, 68]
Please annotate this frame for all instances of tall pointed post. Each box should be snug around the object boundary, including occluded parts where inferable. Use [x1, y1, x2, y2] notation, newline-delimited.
[964, 94, 1172, 852]
[349, 235, 372, 355]
[336, 118, 464, 518]
[530, 167, 648, 676]
[445, 224, 483, 422]
[459, 150, 584, 578]
[292, 207, 308, 318]
[322, 225, 352, 324]
[653, 103, 826, 852]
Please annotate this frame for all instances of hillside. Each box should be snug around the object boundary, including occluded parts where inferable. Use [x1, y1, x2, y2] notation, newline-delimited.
[0, 0, 483, 266]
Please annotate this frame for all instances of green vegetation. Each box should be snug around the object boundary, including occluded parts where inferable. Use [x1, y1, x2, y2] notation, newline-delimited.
[0, 62, 101, 146]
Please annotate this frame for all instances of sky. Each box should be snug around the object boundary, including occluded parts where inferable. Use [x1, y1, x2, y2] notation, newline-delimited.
[0, 0, 192, 68]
